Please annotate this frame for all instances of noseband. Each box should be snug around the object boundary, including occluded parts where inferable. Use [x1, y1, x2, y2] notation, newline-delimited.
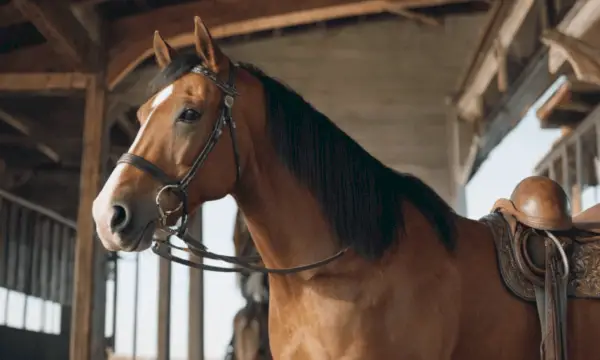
[117, 61, 348, 274]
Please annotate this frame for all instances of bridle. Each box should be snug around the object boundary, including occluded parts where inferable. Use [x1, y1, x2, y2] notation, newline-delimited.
[117, 61, 348, 274]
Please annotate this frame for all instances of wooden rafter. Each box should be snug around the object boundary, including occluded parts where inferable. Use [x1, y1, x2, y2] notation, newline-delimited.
[12, 0, 95, 70]
[0, 3, 26, 27]
[0, 107, 61, 162]
[385, 2, 441, 26]
[547, 0, 600, 74]
[542, 29, 600, 85]
[0, 72, 88, 91]
[454, 0, 536, 122]
[0, 43, 70, 73]
[105, 0, 473, 89]
[535, 77, 600, 129]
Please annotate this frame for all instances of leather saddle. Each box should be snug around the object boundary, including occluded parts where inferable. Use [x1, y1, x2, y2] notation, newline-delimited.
[481, 176, 600, 360]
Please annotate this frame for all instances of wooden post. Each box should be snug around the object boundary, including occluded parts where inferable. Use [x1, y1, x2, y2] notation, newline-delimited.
[188, 207, 204, 360]
[157, 250, 172, 360]
[70, 71, 109, 360]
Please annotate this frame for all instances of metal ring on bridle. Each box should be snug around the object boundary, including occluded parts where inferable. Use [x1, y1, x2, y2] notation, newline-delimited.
[155, 184, 185, 223]
[224, 95, 234, 108]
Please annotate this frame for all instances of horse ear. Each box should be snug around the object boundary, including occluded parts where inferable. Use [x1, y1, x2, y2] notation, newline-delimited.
[153, 31, 176, 69]
[193, 16, 225, 72]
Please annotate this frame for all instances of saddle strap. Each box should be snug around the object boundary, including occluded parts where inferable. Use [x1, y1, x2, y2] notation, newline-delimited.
[536, 241, 568, 360]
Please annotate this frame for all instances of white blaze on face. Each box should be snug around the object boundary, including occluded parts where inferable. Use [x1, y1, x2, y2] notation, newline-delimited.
[127, 84, 175, 153]
[151, 84, 174, 109]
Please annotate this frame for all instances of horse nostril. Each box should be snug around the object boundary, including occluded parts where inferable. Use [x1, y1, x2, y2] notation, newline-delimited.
[110, 203, 130, 234]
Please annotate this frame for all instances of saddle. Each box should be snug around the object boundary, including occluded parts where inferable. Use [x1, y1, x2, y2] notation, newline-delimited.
[481, 176, 600, 360]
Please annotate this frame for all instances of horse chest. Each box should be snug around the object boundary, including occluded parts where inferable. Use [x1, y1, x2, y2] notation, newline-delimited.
[268, 292, 407, 360]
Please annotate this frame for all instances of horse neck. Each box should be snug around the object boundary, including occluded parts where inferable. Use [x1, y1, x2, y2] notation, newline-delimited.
[232, 142, 341, 278]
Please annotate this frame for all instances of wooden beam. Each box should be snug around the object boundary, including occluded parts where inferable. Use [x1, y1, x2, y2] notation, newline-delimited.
[536, 80, 571, 123]
[548, 0, 600, 74]
[0, 72, 88, 91]
[385, 3, 442, 26]
[0, 108, 61, 162]
[157, 254, 172, 360]
[70, 72, 108, 360]
[495, 39, 508, 92]
[12, 0, 95, 70]
[465, 50, 554, 182]
[188, 208, 204, 360]
[539, 108, 587, 129]
[106, 0, 470, 89]
[0, 44, 71, 73]
[542, 29, 600, 85]
[0, 3, 26, 27]
[455, 0, 536, 122]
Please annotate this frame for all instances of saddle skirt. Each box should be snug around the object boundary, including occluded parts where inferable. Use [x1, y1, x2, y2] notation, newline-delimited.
[480, 211, 600, 302]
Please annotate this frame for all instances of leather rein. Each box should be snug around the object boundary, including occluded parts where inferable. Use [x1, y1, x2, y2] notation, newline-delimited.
[116, 62, 348, 274]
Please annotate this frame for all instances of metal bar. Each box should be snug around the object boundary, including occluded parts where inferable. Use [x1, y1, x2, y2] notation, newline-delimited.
[50, 222, 61, 302]
[0, 188, 75, 229]
[0, 198, 8, 288]
[3, 288, 9, 325]
[6, 204, 20, 290]
[132, 253, 140, 360]
[40, 300, 46, 332]
[59, 226, 70, 305]
[40, 218, 50, 301]
[66, 229, 76, 306]
[23, 295, 28, 329]
[16, 208, 31, 293]
[30, 214, 43, 298]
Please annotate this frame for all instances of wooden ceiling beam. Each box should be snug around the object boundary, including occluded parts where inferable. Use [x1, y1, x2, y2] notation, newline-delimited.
[547, 0, 600, 75]
[12, 0, 96, 71]
[106, 0, 472, 89]
[0, 72, 88, 92]
[384, 2, 441, 26]
[0, 3, 26, 27]
[454, 0, 535, 122]
[0, 107, 61, 163]
[0, 43, 70, 73]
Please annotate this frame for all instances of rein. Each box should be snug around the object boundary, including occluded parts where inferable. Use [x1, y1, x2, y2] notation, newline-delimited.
[117, 61, 348, 274]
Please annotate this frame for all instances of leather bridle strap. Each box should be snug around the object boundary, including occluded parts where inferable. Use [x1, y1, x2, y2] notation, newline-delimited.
[118, 153, 178, 185]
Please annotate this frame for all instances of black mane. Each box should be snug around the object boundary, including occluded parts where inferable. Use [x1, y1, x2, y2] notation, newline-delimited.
[152, 54, 457, 259]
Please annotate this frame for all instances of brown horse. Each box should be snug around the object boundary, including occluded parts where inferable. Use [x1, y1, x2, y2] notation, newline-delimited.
[92, 17, 600, 359]
[227, 209, 271, 360]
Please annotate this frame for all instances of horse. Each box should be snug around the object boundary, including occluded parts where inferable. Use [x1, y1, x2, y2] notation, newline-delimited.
[226, 209, 271, 360]
[91, 16, 600, 360]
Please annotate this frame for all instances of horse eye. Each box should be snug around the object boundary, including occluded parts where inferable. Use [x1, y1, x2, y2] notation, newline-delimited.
[178, 109, 202, 123]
